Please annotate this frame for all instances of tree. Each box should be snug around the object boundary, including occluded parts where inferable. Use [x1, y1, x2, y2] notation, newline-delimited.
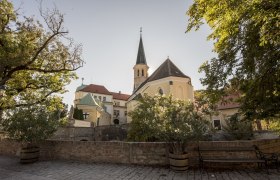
[2, 100, 64, 143]
[0, 0, 83, 111]
[73, 107, 84, 120]
[128, 95, 210, 154]
[223, 113, 253, 140]
[186, 0, 280, 120]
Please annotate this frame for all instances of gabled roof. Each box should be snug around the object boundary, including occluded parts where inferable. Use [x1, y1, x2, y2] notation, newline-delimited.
[133, 58, 190, 93]
[80, 84, 111, 95]
[111, 92, 130, 101]
[78, 93, 100, 106]
[136, 36, 147, 65]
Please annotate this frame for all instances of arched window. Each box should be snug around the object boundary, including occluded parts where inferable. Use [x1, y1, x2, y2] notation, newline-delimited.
[158, 88, 163, 95]
[142, 69, 144, 76]
[137, 70, 139, 76]
[178, 86, 183, 99]
[114, 119, 119, 125]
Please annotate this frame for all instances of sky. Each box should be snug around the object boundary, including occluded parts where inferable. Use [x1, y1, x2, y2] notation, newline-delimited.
[11, 0, 216, 107]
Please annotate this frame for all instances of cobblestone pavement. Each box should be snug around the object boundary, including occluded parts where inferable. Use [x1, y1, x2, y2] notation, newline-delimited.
[0, 155, 279, 180]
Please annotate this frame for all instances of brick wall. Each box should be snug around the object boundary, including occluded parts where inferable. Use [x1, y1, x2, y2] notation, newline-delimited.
[1, 139, 280, 167]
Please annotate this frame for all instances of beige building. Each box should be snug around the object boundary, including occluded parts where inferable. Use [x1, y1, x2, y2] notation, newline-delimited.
[74, 84, 130, 127]
[211, 94, 241, 130]
[127, 34, 194, 122]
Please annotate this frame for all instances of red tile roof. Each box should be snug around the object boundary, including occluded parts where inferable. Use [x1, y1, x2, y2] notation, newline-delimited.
[111, 92, 130, 101]
[217, 94, 241, 110]
[80, 84, 111, 95]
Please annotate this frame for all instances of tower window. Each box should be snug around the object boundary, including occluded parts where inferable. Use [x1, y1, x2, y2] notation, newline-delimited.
[137, 70, 140, 77]
[142, 69, 144, 76]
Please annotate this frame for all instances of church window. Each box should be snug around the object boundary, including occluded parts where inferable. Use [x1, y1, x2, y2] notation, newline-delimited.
[158, 88, 163, 95]
[114, 110, 120, 116]
[142, 69, 144, 76]
[178, 86, 183, 99]
[137, 70, 140, 76]
[125, 111, 127, 116]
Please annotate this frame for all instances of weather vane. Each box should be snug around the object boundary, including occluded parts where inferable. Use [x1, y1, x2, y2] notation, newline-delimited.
[140, 27, 142, 36]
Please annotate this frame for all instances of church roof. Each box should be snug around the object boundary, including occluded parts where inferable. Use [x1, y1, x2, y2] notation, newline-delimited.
[80, 84, 111, 95]
[111, 92, 130, 101]
[76, 84, 87, 92]
[136, 36, 147, 65]
[134, 58, 190, 93]
[78, 93, 100, 106]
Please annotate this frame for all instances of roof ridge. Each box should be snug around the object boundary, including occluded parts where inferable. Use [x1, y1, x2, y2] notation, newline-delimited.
[131, 58, 190, 95]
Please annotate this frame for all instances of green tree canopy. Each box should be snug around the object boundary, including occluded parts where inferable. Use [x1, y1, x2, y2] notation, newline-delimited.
[187, 0, 280, 120]
[2, 100, 65, 143]
[0, 0, 83, 110]
[128, 95, 210, 154]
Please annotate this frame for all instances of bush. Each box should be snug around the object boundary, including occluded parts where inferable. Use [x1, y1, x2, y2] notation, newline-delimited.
[223, 113, 253, 140]
[2, 103, 63, 143]
[128, 95, 210, 154]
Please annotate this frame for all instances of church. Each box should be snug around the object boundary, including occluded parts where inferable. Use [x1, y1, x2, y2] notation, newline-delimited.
[73, 32, 194, 126]
[126, 34, 194, 122]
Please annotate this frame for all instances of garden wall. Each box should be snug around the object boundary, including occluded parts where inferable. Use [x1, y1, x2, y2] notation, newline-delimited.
[0, 139, 280, 167]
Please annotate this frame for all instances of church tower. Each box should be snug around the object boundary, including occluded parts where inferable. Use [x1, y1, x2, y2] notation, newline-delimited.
[133, 29, 149, 91]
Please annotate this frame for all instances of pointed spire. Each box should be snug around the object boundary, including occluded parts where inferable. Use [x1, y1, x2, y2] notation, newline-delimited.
[136, 28, 147, 65]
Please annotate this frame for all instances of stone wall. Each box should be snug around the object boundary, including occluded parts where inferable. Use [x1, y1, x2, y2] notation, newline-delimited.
[51, 125, 129, 141]
[1, 139, 280, 167]
[51, 127, 94, 141]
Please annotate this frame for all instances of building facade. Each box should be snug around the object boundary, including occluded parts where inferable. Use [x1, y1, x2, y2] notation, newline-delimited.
[74, 84, 130, 127]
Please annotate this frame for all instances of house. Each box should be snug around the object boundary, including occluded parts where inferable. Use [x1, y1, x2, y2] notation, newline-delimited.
[74, 84, 130, 126]
[211, 93, 241, 130]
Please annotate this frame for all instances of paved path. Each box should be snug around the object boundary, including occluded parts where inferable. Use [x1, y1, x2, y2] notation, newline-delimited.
[0, 155, 279, 180]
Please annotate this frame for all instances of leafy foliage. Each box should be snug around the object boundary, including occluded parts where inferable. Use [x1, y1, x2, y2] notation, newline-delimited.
[128, 95, 210, 154]
[194, 90, 217, 117]
[267, 118, 280, 135]
[2, 100, 65, 143]
[186, 0, 280, 120]
[223, 113, 253, 140]
[0, 0, 83, 111]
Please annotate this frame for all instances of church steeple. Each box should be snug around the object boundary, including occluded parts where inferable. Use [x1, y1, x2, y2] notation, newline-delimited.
[136, 28, 147, 65]
[133, 28, 149, 91]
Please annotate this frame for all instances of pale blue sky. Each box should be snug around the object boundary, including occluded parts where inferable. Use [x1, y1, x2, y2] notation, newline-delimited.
[12, 0, 215, 107]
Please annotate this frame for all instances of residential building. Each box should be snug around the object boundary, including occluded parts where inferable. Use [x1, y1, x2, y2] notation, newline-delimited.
[74, 84, 130, 126]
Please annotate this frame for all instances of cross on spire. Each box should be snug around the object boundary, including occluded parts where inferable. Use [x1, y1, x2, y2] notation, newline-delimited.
[140, 27, 142, 37]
